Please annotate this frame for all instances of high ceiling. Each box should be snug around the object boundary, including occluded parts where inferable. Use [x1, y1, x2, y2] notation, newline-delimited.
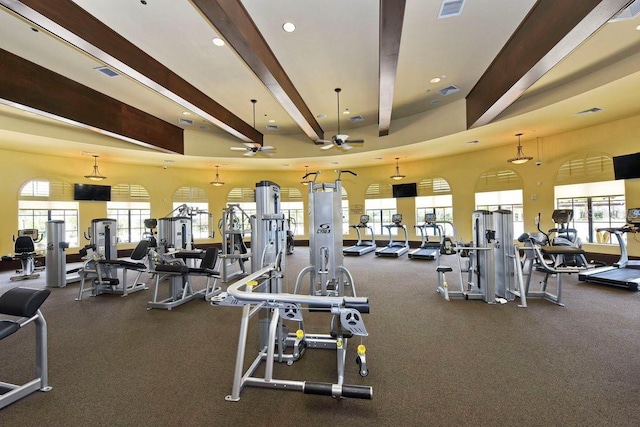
[0, 0, 639, 172]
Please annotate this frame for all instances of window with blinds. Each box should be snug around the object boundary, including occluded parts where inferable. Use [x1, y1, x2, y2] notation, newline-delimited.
[365, 183, 393, 198]
[20, 179, 73, 200]
[417, 177, 451, 195]
[173, 186, 208, 202]
[555, 153, 613, 183]
[475, 168, 522, 192]
[111, 183, 150, 201]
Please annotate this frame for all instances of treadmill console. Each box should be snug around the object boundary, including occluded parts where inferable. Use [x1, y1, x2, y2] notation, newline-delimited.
[359, 215, 370, 225]
[552, 209, 574, 224]
[424, 212, 436, 223]
[626, 208, 640, 226]
[392, 214, 403, 224]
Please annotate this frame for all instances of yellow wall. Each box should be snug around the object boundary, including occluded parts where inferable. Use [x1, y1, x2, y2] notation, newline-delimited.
[2, 113, 640, 257]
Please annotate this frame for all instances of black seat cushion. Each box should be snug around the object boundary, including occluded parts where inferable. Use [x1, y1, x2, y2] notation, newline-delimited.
[0, 320, 20, 340]
[155, 264, 189, 274]
[0, 287, 50, 317]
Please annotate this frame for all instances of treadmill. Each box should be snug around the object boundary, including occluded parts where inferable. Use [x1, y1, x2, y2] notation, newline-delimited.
[344, 214, 376, 256]
[578, 207, 640, 291]
[409, 213, 441, 260]
[375, 214, 409, 258]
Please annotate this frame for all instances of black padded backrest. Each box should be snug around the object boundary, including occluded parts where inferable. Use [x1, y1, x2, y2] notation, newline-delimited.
[14, 235, 35, 253]
[200, 247, 219, 270]
[130, 240, 150, 261]
[0, 287, 50, 317]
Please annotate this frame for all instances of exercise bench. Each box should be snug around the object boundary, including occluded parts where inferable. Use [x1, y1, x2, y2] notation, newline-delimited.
[0, 287, 52, 409]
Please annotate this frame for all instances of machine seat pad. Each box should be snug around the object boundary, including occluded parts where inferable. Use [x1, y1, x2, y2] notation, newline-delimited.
[436, 266, 453, 273]
[188, 267, 220, 276]
[0, 320, 20, 340]
[0, 287, 51, 317]
[541, 246, 585, 256]
[155, 264, 189, 274]
[100, 260, 146, 270]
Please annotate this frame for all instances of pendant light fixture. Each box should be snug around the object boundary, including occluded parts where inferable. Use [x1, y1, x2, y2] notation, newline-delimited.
[210, 165, 225, 186]
[390, 157, 405, 180]
[300, 165, 311, 185]
[84, 155, 107, 181]
[507, 133, 533, 165]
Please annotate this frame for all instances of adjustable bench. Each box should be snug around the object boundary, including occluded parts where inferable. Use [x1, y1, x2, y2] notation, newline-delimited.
[0, 287, 52, 409]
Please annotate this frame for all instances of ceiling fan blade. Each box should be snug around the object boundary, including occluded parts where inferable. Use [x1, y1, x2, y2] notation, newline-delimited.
[242, 142, 257, 148]
[261, 145, 275, 150]
[230, 146, 247, 151]
[243, 151, 256, 156]
[342, 143, 353, 150]
[320, 144, 335, 150]
[347, 139, 364, 143]
[316, 139, 331, 144]
[336, 134, 350, 141]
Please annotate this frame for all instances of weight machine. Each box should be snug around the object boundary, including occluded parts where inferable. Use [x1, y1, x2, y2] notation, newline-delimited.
[436, 210, 526, 306]
[219, 204, 251, 282]
[295, 170, 356, 297]
[213, 178, 372, 401]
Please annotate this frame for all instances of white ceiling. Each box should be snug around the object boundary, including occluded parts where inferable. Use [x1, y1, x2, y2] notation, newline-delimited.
[0, 0, 639, 171]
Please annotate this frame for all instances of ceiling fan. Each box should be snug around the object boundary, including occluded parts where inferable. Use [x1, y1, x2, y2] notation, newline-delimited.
[231, 142, 276, 156]
[318, 88, 365, 151]
[230, 99, 276, 157]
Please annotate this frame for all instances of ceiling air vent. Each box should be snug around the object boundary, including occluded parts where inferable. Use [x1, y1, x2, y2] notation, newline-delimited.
[348, 115, 365, 123]
[94, 66, 119, 77]
[265, 125, 279, 131]
[438, 0, 465, 19]
[576, 107, 603, 116]
[438, 85, 460, 96]
[178, 118, 194, 125]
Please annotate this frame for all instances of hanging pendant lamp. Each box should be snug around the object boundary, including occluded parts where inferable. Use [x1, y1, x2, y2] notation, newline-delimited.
[84, 155, 107, 181]
[507, 133, 533, 165]
[210, 165, 225, 186]
[390, 157, 406, 180]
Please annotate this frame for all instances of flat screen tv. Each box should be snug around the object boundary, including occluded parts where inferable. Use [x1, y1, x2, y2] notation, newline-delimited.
[613, 152, 640, 180]
[392, 182, 417, 198]
[74, 183, 111, 201]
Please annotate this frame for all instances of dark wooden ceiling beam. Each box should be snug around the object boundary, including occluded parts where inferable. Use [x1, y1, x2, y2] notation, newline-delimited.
[466, 0, 632, 129]
[378, 0, 406, 137]
[191, 0, 324, 143]
[0, 48, 184, 153]
[1, 0, 262, 145]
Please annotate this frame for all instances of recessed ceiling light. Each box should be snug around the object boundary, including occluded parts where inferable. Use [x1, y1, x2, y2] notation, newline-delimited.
[343, 108, 350, 115]
[636, 24, 640, 31]
[268, 119, 276, 123]
[282, 22, 296, 33]
[182, 111, 191, 116]
[212, 37, 225, 46]
[316, 114, 326, 119]
[430, 77, 441, 83]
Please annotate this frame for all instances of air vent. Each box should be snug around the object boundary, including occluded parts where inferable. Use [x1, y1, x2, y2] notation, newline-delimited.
[576, 107, 603, 116]
[609, 0, 640, 22]
[438, 85, 460, 96]
[178, 118, 194, 125]
[265, 125, 279, 131]
[438, 0, 465, 18]
[94, 66, 120, 77]
[348, 115, 365, 123]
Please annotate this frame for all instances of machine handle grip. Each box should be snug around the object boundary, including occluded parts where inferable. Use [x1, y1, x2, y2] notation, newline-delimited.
[303, 382, 372, 399]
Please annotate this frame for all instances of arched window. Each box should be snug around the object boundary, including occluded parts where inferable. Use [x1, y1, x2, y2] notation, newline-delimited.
[415, 177, 453, 236]
[475, 168, 524, 237]
[18, 179, 78, 249]
[107, 184, 151, 243]
[365, 183, 397, 236]
[554, 153, 623, 244]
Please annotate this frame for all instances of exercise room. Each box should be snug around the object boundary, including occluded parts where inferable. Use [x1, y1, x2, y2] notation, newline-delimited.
[2, 1, 640, 426]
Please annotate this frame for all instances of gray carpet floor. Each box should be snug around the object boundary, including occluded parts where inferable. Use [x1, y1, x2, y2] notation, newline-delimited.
[1, 247, 640, 426]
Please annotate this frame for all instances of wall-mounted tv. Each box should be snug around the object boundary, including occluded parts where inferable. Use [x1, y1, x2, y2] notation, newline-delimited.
[613, 152, 640, 180]
[392, 182, 417, 198]
[74, 183, 111, 201]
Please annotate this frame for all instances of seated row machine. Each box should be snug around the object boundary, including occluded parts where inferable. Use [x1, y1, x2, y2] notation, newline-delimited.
[0, 287, 52, 409]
